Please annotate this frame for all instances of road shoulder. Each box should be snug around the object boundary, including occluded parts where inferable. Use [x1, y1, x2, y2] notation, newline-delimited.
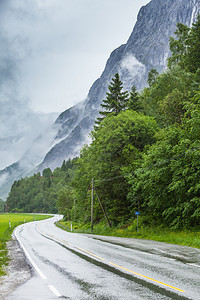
[0, 237, 32, 299]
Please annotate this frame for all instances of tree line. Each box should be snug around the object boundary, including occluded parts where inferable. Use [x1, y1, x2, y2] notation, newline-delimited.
[6, 16, 200, 229]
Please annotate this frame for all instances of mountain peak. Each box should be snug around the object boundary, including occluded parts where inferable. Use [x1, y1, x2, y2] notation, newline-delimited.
[0, 0, 200, 199]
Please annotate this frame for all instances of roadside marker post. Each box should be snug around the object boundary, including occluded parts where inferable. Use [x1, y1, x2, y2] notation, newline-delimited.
[135, 211, 140, 232]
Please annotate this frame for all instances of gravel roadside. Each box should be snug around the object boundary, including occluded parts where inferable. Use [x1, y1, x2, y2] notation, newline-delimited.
[0, 237, 32, 299]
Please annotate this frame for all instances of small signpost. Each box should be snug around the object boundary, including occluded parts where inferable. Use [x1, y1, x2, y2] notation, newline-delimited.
[135, 211, 140, 232]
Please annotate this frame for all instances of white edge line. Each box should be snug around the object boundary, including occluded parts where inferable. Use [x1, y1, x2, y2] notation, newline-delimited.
[14, 226, 47, 280]
[187, 263, 200, 269]
[48, 285, 61, 297]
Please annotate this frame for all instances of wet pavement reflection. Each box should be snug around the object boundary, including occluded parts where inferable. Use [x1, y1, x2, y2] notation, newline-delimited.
[7, 216, 200, 299]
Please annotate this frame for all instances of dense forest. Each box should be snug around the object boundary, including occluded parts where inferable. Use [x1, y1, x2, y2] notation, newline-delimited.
[0, 199, 4, 213]
[6, 16, 200, 229]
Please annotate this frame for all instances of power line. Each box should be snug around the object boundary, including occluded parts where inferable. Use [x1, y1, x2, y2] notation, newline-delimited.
[92, 145, 200, 184]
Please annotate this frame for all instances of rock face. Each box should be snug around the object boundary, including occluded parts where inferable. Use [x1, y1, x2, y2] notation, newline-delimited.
[0, 0, 200, 198]
[38, 0, 200, 171]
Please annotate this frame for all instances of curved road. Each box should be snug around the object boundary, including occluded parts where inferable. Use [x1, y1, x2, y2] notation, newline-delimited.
[7, 215, 200, 299]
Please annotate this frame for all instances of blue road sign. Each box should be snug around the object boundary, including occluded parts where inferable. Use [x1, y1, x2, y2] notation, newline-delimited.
[135, 211, 140, 215]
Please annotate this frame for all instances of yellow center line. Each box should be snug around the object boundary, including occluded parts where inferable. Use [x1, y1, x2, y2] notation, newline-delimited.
[47, 234, 55, 238]
[58, 239, 71, 246]
[44, 232, 73, 246]
[42, 232, 184, 293]
[109, 262, 184, 292]
[76, 247, 105, 261]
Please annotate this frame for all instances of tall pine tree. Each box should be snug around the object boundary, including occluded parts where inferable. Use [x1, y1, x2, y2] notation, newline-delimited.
[95, 73, 129, 127]
[128, 85, 142, 111]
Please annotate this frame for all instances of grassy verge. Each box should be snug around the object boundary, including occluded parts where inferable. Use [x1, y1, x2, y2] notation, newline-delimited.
[0, 213, 52, 276]
[56, 220, 200, 249]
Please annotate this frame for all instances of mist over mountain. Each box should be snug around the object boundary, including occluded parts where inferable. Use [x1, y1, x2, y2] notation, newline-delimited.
[0, 0, 200, 199]
[38, 0, 200, 171]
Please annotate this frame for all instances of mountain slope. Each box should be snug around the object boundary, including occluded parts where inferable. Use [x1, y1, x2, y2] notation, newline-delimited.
[1, 0, 200, 198]
[39, 0, 200, 171]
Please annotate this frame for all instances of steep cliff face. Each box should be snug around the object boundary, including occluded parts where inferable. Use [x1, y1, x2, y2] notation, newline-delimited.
[39, 0, 200, 171]
[1, 0, 200, 198]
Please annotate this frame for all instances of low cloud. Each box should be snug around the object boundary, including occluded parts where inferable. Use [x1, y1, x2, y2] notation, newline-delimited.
[0, 111, 58, 170]
[0, 173, 8, 185]
[0, 0, 150, 173]
[121, 54, 146, 78]
[18, 112, 59, 171]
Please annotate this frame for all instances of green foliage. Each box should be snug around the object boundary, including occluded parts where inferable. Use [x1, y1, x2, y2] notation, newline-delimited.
[125, 15, 200, 229]
[128, 103, 200, 229]
[57, 188, 73, 220]
[95, 73, 129, 127]
[0, 199, 4, 213]
[57, 219, 200, 249]
[168, 15, 200, 73]
[168, 23, 190, 69]
[159, 88, 187, 124]
[128, 85, 143, 112]
[185, 15, 200, 73]
[147, 68, 159, 87]
[5, 18, 200, 233]
[140, 66, 196, 125]
[74, 110, 158, 224]
[6, 158, 78, 215]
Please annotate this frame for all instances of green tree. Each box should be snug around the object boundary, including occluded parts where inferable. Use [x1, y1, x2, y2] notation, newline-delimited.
[42, 168, 53, 188]
[95, 73, 129, 127]
[128, 85, 142, 111]
[0, 199, 4, 212]
[75, 110, 158, 224]
[128, 94, 200, 229]
[6, 158, 77, 215]
[140, 66, 196, 124]
[184, 15, 200, 73]
[127, 126, 182, 227]
[168, 23, 190, 69]
[147, 68, 159, 87]
[57, 188, 73, 220]
[168, 15, 200, 73]
[159, 88, 188, 124]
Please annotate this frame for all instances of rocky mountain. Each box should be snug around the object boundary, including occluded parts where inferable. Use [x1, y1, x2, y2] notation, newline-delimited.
[0, 0, 200, 199]
[38, 0, 200, 171]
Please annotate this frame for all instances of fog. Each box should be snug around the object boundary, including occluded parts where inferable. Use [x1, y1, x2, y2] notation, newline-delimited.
[0, 0, 150, 113]
[0, 0, 150, 171]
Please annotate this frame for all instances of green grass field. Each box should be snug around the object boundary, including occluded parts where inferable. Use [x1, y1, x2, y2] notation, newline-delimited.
[0, 213, 52, 276]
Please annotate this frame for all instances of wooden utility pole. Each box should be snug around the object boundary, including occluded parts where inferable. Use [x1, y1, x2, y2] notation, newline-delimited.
[94, 187, 112, 228]
[91, 178, 94, 231]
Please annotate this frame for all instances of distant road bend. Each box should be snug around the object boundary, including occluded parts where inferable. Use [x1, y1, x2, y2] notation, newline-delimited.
[8, 215, 200, 299]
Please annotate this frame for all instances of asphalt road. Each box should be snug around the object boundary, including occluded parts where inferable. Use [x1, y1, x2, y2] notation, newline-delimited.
[7, 215, 200, 300]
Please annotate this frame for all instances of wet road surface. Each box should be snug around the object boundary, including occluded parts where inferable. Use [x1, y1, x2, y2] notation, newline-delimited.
[7, 215, 200, 299]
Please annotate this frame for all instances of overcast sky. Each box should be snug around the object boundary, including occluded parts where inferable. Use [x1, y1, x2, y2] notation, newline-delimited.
[1, 0, 150, 114]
